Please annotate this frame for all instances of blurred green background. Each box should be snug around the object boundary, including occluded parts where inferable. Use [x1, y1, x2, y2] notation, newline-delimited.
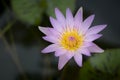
[0, 0, 120, 80]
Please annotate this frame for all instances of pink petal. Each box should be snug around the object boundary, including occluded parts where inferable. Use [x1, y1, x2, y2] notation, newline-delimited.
[81, 42, 93, 48]
[84, 34, 102, 42]
[74, 7, 83, 29]
[41, 44, 58, 53]
[58, 54, 72, 70]
[86, 24, 107, 36]
[88, 43, 104, 53]
[66, 8, 74, 28]
[38, 26, 52, 35]
[50, 17, 63, 32]
[38, 26, 59, 37]
[65, 51, 74, 59]
[74, 53, 82, 67]
[49, 28, 60, 37]
[55, 48, 66, 57]
[55, 8, 65, 27]
[80, 48, 91, 56]
[42, 36, 58, 43]
[81, 15, 95, 34]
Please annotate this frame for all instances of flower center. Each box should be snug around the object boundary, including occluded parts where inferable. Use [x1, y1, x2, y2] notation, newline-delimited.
[60, 29, 83, 51]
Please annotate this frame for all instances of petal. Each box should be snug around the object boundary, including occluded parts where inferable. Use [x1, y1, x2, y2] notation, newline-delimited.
[38, 26, 52, 35]
[41, 44, 58, 53]
[88, 43, 104, 53]
[81, 15, 95, 34]
[84, 34, 102, 42]
[50, 17, 62, 32]
[66, 8, 74, 28]
[39, 27, 60, 37]
[80, 48, 91, 56]
[58, 54, 72, 70]
[55, 8, 65, 27]
[81, 42, 93, 48]
[74, 7, 83, 29]
[42, 36, 58, 43]
[86, 24, 107, 36]
[65, 51, 74, 59]
[74, 53, 82, 67]
[55, 48, 66, 57]
[49, 28, 60, 37]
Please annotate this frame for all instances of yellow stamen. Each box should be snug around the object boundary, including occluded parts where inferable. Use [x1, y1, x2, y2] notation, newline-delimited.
[60, 29, 83, 51]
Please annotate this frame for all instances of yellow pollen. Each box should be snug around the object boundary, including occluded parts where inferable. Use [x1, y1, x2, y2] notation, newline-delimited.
[60, 29, 83, 51]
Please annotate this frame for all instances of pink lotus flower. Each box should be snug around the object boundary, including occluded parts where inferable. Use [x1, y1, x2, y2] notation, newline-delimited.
[38, 7, 107, 70]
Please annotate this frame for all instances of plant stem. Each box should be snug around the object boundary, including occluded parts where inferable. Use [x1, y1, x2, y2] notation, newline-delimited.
[0, 29, 28, 80]
[0, 21, 15, 38]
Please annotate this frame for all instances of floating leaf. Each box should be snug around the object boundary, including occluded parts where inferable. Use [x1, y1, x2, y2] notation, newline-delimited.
[46, 0, 75, 17]
[79, 49, 120, 80]
[12, 0, 43, 25]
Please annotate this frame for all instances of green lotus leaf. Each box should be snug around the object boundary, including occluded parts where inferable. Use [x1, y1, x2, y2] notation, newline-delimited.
[12, 0, 43, 25]
[79, 49, 120, 80]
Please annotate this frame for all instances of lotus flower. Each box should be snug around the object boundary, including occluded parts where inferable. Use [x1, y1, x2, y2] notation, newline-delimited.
[38, 7, 107, 70]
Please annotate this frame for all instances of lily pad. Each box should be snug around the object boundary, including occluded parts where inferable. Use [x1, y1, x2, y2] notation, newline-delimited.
[79, 49, 120, 80]
[12, 0, 43, 25]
